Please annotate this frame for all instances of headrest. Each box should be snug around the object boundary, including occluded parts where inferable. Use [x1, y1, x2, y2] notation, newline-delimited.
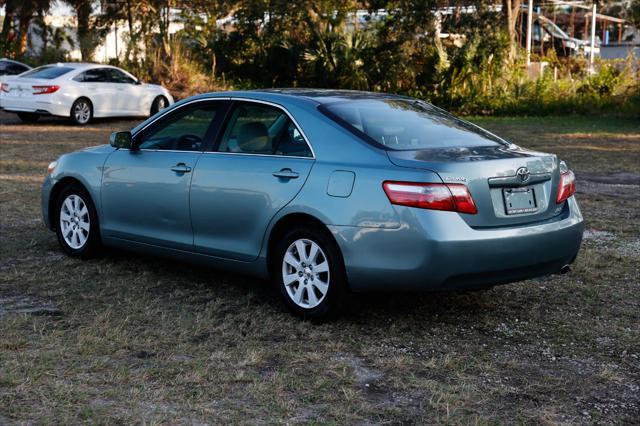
[237, 122, 270, 153]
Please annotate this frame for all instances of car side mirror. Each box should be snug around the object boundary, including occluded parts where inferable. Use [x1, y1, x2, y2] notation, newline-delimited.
[110, 131, 133, 149]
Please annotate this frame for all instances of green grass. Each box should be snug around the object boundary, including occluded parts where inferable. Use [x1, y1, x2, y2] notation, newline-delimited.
[1, 113, 639, 423]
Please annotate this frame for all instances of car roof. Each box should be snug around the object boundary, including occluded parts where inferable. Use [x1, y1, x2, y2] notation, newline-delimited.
[197, 88, 412, 106]
[33, 62, 124, 71]
[0, 58, 31, 68]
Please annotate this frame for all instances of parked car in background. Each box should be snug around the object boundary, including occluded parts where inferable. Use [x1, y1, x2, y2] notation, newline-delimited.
[0, 58, 32, 76]
[0, 62, 173, 124]
[41, 90, 584, 318]
[520, 13, 600, 57]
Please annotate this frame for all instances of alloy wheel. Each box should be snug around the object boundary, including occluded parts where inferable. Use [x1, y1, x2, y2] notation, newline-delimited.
[59, 194, 90, 249]
[281, 238, 330, 309]
[74, 101, 91, 124]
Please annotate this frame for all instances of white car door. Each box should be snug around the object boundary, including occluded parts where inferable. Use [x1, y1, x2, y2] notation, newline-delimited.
[106, 68, 145, 115]
[73, 68, 119, 117]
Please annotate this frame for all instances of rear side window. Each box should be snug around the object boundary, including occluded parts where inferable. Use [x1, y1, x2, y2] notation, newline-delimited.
[218, 103, 313, 157]
[321, 99, 506, 150]
[73, 68, 110, 82]
[0, 61, 29, 75]
[20, 66, 73, 80]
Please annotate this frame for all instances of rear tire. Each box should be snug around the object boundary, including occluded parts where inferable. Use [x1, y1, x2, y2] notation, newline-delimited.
[150, 95, 168, 116]
[70, 98, 92, 125]
[54, 183, 102, 259]
[272, 225, 348, 320]
[17, 112, 40, 123]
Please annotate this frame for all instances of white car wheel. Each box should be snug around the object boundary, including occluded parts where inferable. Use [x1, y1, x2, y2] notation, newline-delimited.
[281, 238, 331, 309]
[59, 194, 90, 249]
[72, 99, 92, 125]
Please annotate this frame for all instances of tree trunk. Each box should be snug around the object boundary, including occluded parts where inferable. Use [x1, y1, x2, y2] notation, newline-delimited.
[502, 0, 522, 62]
[17, 4, 34, 55]
[1, 0, 17, 53]
[75, 0, 93, 61]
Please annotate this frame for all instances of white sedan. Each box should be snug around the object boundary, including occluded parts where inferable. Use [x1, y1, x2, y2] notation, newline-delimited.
[0, 63, 173, 125]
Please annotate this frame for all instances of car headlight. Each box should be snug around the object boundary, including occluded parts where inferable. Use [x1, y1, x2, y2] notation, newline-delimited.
[47, 160, 58, 175]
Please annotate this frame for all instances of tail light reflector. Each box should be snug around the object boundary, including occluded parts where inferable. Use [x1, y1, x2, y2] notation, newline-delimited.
[32, 85, 60, 95]
[556, 170, 576, 203]
[383, 181, 478, 214]
[0, 83, 8, 93]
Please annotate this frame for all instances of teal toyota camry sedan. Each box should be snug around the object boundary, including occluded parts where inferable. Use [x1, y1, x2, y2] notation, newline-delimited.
[42, 90, 584, 318]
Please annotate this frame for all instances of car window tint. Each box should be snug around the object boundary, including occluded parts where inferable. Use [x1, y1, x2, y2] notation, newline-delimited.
[0, 62, 28, 75]
[10, 64, 29, 74]
[322, 99, 506, 150]
[107, 68, 136, 84]
[73, 68, 110, 83]
[218, 104, 312, 157]
[20, 65, 73, 79]
[137, 105, 218, 151]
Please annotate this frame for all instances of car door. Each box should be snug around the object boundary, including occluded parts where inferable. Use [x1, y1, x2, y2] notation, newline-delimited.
[190, 101, 315, 261]
[101, 100, 230, 250]
[73, 68, 117, 116]
[106, 68, 143, 114]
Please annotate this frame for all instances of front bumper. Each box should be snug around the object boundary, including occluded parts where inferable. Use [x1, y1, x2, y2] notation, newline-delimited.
[330, 197, 584, 292]
[41, 175, 54, 230]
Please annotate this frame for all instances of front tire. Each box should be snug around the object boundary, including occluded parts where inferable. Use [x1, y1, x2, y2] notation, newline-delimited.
[54, 184, 102, 258]
[150, 95, 168, 116]
[70, 98, 92, 125]
[17, 112, 40, 123]
[273, 226, 348, 320]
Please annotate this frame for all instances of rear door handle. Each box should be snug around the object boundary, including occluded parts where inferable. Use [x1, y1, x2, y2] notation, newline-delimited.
[171, 163, 192, 173]
[272, 168, 299, 179]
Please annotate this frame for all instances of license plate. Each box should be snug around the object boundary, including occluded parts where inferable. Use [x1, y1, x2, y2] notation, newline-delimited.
[503, 187, 537, 215]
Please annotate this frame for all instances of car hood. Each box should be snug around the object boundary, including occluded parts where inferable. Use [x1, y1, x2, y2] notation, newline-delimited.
[142, 83, 165, 91]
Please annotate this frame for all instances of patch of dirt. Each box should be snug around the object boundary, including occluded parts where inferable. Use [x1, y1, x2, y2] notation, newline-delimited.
[0, 294, 62, 317]
[577, 172, 640, 199]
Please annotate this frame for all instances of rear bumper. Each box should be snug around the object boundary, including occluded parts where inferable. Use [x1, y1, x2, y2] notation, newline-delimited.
[0, 96, 70, 117]
[330, 196, 584, 292]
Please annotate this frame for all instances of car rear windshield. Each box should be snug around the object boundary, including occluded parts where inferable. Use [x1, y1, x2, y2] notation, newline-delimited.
[20, 66, 73, 80]
[321, 99, 506, 150]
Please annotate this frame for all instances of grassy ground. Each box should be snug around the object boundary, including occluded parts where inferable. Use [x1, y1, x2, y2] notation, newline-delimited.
[1, 111, 638, 424]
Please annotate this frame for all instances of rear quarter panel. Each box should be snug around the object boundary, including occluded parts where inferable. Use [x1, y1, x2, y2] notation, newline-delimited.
[257, 100, 444, 255]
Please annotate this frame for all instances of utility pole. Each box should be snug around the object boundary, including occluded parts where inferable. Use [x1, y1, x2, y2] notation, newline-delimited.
[589, 0, 597, 72]
[526, 0, 533, 67]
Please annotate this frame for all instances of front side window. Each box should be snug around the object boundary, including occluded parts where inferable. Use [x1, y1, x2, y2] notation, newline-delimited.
[20, 65, 73, 80]
[321, 99, 506, 150]
[107, 68, 136, 84]
[218, 103, 312, 157]
[137, 104, 218, 151]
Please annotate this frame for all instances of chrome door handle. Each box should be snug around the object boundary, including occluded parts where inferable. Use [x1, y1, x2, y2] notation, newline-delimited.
[272, 168, 299, 179]
[171, 163, 192, 173]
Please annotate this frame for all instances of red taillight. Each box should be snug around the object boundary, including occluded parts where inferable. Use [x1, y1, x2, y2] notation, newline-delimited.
[383, 181, 478, 214]
[32, 85, 60, 95]
[0, 83, 8, 93]
[556, 170, 576, 203]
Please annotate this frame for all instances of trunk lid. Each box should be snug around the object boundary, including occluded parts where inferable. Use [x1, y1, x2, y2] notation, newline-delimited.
[387, 145, 563, 228]
[2, 77, 50, 98]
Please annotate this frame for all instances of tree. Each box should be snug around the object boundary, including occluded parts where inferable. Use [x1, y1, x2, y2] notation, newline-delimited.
[502, 0, 522, 62]
[63, 0, 95, 60]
